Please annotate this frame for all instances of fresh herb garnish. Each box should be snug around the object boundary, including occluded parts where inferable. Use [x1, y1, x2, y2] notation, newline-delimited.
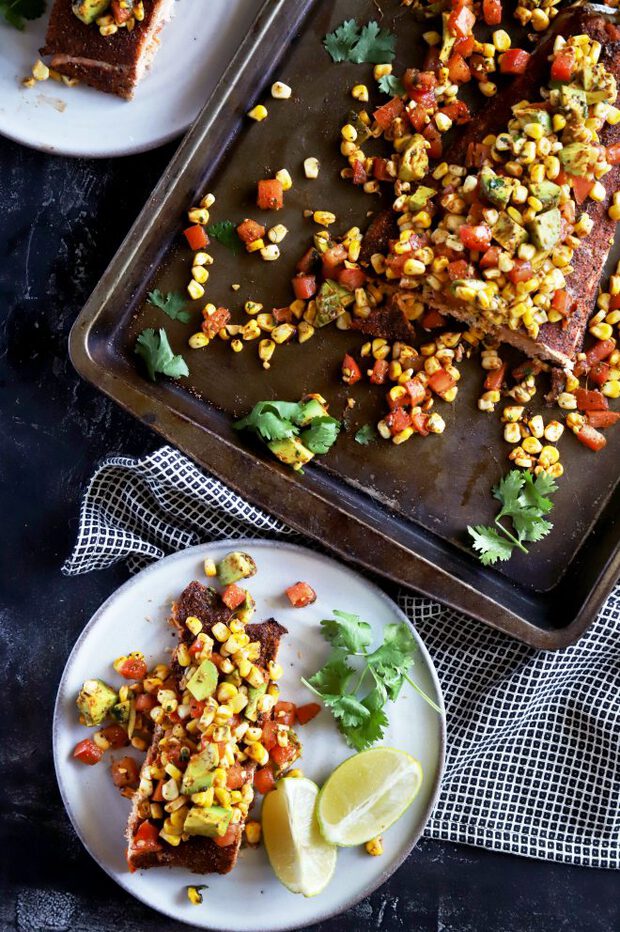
[301, 416, 341, 454]
[234, 399, 341, 470]
[147, 289, 191, 324]
[468, 469, 558, 565]
[135, 328, 189, 382]
[324, 19, 396, 65]
[378, 74, 405, 96]
[206, 220, 241, 254]
[355, 424, 378, 445]
[1, 0, 45, 29]
[302, 611, 441, 751]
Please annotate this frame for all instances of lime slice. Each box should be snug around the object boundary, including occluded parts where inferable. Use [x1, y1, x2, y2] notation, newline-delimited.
[262, 777, 337, 897]
[316, 747, 423, 847]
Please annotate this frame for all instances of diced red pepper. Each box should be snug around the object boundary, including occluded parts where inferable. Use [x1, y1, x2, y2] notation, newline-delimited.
[111, 756, 140, 789]
[569, 175, 593, 205]
[422, 124, 443, 159]
[261, 720, 278, 751]
[428, 369, 456, 396]
[296, 246, 320, 274]
[459, 224, 492, 251]
[202, 306, 231, 338]
[408, 104, 428, 133]
[466, 142, 491, 168]
[551, 289, 569, 315]
[226, 763, 246, 790]
[254, 765, 276, 794]
[285, 581, 317, 608]
[480, 246, 500, 269]
[134, 821, 161, 848]
[454, 35, 475, 57]
[257, 178, 284, 210]
[322, 244, 348, 278]
[576, 424, 607, 451]
[607, 143, 620, 166]
[117, 657, 147, 681]
[296, 703, 321, 725]
[151, 779, 165, 802]
[373, 97, 405, 130]
[439, 100, 471, 125]
[421, 309, 446, 329]
[405, 379, 426, 406]
[342, 353, 362, 385]
[484, 362, 507, 392]
[373, 157, 393, 182]
[589, 362, 611, 387]
[499, 49, 531, 74]
[575, 389, 608, 412]
[585, 339, 616, 367]
[338, 267, 367, 291]
[551, 48, 575, 83]
[135, 693, 157, 713]
[508, 260, 534, 284]
[183, 225, 208, 251]
[274, 701, 296, 726]
[237, 218, 265, 244]
[411, 412, 430, 435]
[587, 411, 620, 429]
[292, 274, 316, 300]
[214, 824, 242, 848]
[273, 306, 293, 323]
[100, 724, 129, 749]
[352, 159, 367, 185]
[482, 0, 502, 26]
[73, 739, 103, 766]
[221, 584, 246, 610]
[448, 5, 476, 38]
[370, 359, 389, 385]
[385, 409, 412, 435]
[271, 742, 298, 769]
[447, 53, 471, 85]
[447, 259, 471, 280]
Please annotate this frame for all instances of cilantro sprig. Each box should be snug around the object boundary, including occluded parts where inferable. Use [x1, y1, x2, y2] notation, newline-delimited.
[302, 611, 441, 751]
[324, 19, 396, 65]
[135, 328, 189, 382]
[468, 469, 558, 566]
[354, 424, 378, 445]
[206, 221, 241, 255]
[147, 290, 191, 324]
[234, 398, 341, 459]
[378, 74, 405, 97]
[1, 0, 45, 30]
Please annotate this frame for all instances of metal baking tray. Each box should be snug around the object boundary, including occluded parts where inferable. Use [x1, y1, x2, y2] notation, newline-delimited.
[70, 0, 620, 649]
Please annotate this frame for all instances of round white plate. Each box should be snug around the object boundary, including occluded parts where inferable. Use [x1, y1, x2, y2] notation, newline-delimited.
[54, 540, 445, 931]
[0, 0, 262, 158]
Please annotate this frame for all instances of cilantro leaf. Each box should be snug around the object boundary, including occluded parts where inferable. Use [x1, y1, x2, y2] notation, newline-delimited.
[206, 220, 241, 254]
[320, 611, 373, 654]
[493, 470, 524, 514]
[355, 424, 378, 445]
[468, 525, 515, 565]
[1, 0, 46, 29]
[324, 18, 359, 62]
[324, 19, 396, 65]
[327, 694, 370, 729]
[519, 470, 557, 516]
[346, 700, 389, 751]
[303, 650, 354, 698]
[135, 328, 189, 382]
[147, 289, 191, 324]
[378, 74, 405, 96]
[233, 401, 303, 442]
[301, 416, 341, 454]
[366, 623, 417, 700]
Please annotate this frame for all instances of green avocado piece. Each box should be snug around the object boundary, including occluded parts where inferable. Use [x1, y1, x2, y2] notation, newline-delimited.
[296, 398, 328, 426]
[560, 85, 588, 119]
[186, 660, 218, 701]
[245, 682, 267, 723]
[111, 700, 131, 724]
[491, 214, 528, 253]
[314, 280, 353, 328]
[529, 181, 561, 209]
[438, 12, 456, 64]
[398, 134, 429, 182]
[408, 185, 436, 211]
[184, 806, 232, 838]
[181, 754, 216, 796]
[268, 436, 314, 469]
[346, 111, 371, 145]
[72, 0, 111, 25]
[479, 167, 511, 209]
[217, 550, 257, 585]
[559, 142, 598, 178]
[76, 679, 118, 727]
[514, 107, 552, 132]
[527, 207, 562, 252]
[235, 590, 256, 624]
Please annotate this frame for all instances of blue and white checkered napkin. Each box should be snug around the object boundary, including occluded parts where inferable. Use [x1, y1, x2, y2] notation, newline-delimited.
[63, 446, 620, 869]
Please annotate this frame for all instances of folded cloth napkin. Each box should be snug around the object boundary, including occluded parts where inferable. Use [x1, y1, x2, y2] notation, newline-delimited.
[63, 446, 620, 869]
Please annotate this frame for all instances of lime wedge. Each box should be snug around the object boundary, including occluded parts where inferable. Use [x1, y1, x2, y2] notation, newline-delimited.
[316, 747, 423, 847]
[262, 777, 337, 897]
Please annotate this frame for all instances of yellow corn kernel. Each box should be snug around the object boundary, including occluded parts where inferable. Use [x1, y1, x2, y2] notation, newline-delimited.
[177, 643, 191, 668]
[373, 64, 392, 79]
[366, 836, 384, 856]
[188, 332, 209, 349]
[246, 742, 269, 766]
[392, 427, 414, 445]
[493, 30, 511, 52]
[32, 59, 50, 82]
[187, 280, 204, 300]
[275, 168, 292, 191]
[246, 665, 265, 689]
[272, 323, 295, 344]
[480, 82, 497, 98]
[245, 821, 262, 845]
[188, 207, 209, 225]
[187, 886, 204, 906]
[557, 392, 577, 410]
[589, 181, 606, 202]
[159, 830, 181, 846]
[245, 301, 263, 315]
[298, 321, 315, 343]
[313, 210, 336, 226]
[214, 787, 231, 808]
[522, 436, 543, 455]
[211, 622, 230, 643]
[590, 322, 613, 341]
[268, 223, 289, 243]
[602, 379, 620, 398]
[351, 84, 369, 102]
[185, 615, 203, 637]
[261, 244, 280, 261]
[271, 81, 292, 99]
[248, 104, 268, 121]
[258, 339, 275, 369]
[539, 445, 560, 467]
[200, 192, 215, 209]
[608, 204, 620, 222]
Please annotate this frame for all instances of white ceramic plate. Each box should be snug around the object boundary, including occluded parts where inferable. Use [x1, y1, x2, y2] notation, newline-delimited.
[0, 0, 262, 158]
[54, 541, 445, 931]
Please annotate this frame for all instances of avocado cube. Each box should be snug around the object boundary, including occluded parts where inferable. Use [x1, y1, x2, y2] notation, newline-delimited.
[560, 86, 588, 119]
[72, 0, 111, 25]
[76, 679, 118, 727]
[296, 398, 328, 426]
[111, 700, 131, 724]
[181, 754, 216, 796]
[186, 659, 218, 701]
[314, 280, 353, 328]
[217, 550, 257, 586]
[491, 214, 528, 253]
[398, 134, 429, 182]
[408, 185, 436, 212]
[268, 437, 314, 469]
[528, 208, 562, 252]
[184, 806, 232, 838]
[479, 168, 511, 209]
[529, 181, 561, 209]
[235, 590, 256, 624]
[245, 682, 267, 723]
[560, 142, 598, 178]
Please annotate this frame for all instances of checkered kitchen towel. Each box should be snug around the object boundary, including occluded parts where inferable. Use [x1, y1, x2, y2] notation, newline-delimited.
[63, 446, 620, 869]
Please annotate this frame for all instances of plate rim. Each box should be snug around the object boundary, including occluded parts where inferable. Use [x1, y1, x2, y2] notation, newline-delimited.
[53, 538, 446, 931]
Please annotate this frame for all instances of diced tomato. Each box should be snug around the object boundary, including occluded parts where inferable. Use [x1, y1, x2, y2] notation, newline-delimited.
[607, 143, 620, 165]
[189, 697, 206, 719]
[421, 310, 446, 330]
[118, 657, 148, 681]
[411, 412, 430, 436]
[226, 763, 246, 790]
[422, 124, 442, 159]
[296, 246, 321, 274]
[499, 49, 531, 74]
[484, 362, 506, 392]
[576, 424, 607, 451]
[189, 638, 204, 656]
[257, 178, 284, 210]
[447, 259, 471, 280]
[551, 48, 575, 83]
[448, 5, 476, 38]
[73, 738, 103, 766]
[589, 362, 611, 387]
[342, 353, 362, 385]
[135, 693, 157, 713]
[575, 389, 608, 412]
[214, 824, 242, 848]
[273, 306, 293, 323]
[511, 359, 543, 382]
[447, 53, 471, 85]
[111, 756, 140, 789]
[385, 408, 412, 435]
[585, 339, 616, 367]
[285, 581, 316, 608]
[480, 246, 500, 269]
[322, 244, 348, 278]
[482, 0, 502, 26]
[134, 821, 161, 848]
[296, 702, 321, 725]
[261, 720, 278, 752]
[454, 35, 475, 57]
[408, 104, 428, 133]
[373, 157, 393, 182]
[202, 306, 231, 338]
[351, 159, 367, 185]
[387, 389, 408, 411]
[373, 97, 405, 130]
[551, 290, 569, 315]
[338, 267, 367, 292]
[370, 359, 389, 385]
[459, 224, 492, 251]
[587, 411, 620, 428]
[428, 369, 456, 396]
[423, 44, 441, 73]
[237, 218, 265, 244]
[183, 225, 208, 251]
[221, 584, 246, 610]
[254, 766, 276, 795]
[570, 175, 593, 205]
[439, 100, 471, 125]
[508, 260, 534, 284]
[609, 295, 620, 311]
[274, 701, 296, 726]
[405, 379, 426, 406]
[270, 743, 298, 769]
[100, 724, 129, 749]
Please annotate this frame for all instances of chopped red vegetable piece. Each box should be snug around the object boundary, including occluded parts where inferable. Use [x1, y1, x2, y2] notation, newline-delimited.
[214, 824, 242, 848]
[202, 306, 231, 338]
[386, 408, 411, 435]
[480, 246, 500, 269]
[428, 369, 456, 396]
[351, 159, 367, 185]
[257, 178, 284, 211]
[221, 584, 247, 610]
[254, 766, 276, 794]
[373, 97, 405, 130]
[370, 359, 389, 385]
[111, 756, 140, 789]
[607, 143, 620, 165]
[499, 49, 530, 74]
[508, 260, 534, 284]
[405, 379, 426, 406]
[292, 275, 316, 300]
[338, 267, 367, 291]
[285, 581, 317, 608]
[73, 739, 103, 766]
[576, 425, 607, 451]
[100, 724, 129, 749]
[296, 702, 321, 725]
[183, 225, 208, 251]
[587, 411, 620, 429]
[448, 5, 475, 38]
[322, 244, 348, 278]
[226, 763, 246, 790]
[589, 362, 611, 387]
[421, 309, 446, 329]
[237, 218, 265, 244]
[575, 389, 608, 412]
[484, 362, 507, 392]
[133, 821, 161, 848]
[342, 353, 362, 385]
[273, 306, 293, 323]
[274, 701, 296, 726]
[118, 657, 147, 680]
[551, 48, 575, 82]
[135, 693, 157, 713]
[459, 224, 492, 251]
[569, 175, 593, 205]
[482, 0, 502, 26]
[447, 52, 471, 85]
[411, 412, 430, 435]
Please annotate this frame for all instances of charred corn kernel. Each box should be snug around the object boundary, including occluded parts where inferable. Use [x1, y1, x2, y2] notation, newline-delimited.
[230, 339, 243, 353]
[150, 706, 165, 725]
[242, 320, 261, 341]
[248, 104, 268, 121]
[298, 321, 315, 343]
[150, 802, 163, 819]
[99, 23, 118, 36]
[522, 436, 543, 455]
[159, 830, 181, 846]
[603, 379, 620, 398]
[187, 280, 205, 300]
[435, 112, 452, 133]
[32, 59, 50, 81]
[245, 301, 263, 316]
[187, 887, 204, 906]
[290, 299, 306, 319]
[427, 413, 445, 434]
[553, 113, 566, 132]
[275, 168, 292, 190]
[566, 411, 585, 432]
[272, 323, 295, 343]
[267, 660, 283, 681]
[351, 83, 369, 102]
[256, 313, 275, 331]
[373, 64, 392, 79]
[392, 427, 414, 445]
[544, 421, 564, 443]
[271, 81, 292, 99]
[200, 192, 215, 209]
[258, 339, 275, 368]
[539, 445, 560, 467]
[161, 778, 179, 802]
[302, 156, 321, 180]
[313, 210, 336, 226]
[546, 462, 563, 479]
[245, 821, 262, 845]
[188, 207, 209, 225]
[210, 767, 227, 788]
[574, 213, 594, 236]
[213, 786, 231, 808]
[246, 664, 265, 689]
[164, 762, 183, 782]
[170, 807, 189, 829]
[341, 123, 358, 143]
[268, 224, 288, 243]
[527, 415, 544, 439]
[531, 8, 550, 31]
[492, 29, 511, 52]
[217, 683, 238, 704]
[236, 657, 252, 678]
[261, 244, 280, 261]
[203, 557, 217, 578]
[504, 423, 522, 444]
[244, 725, 263, 743]
[246, 742, 269, 766]
[480, 82, 497, 98]
[590, 322, 613, 341]
[211, 622, 230, 643]
[590, 181, 606, 202]
[502, 405, 524, 423]
[366, 837, 384, 857]
[557, 392, 577, 410]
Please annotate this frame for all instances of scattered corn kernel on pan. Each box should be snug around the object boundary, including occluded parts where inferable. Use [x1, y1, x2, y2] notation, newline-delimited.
[70, 0, 620, 649]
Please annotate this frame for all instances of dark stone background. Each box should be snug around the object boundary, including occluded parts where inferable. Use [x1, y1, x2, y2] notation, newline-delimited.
[0, 134, 617, 932]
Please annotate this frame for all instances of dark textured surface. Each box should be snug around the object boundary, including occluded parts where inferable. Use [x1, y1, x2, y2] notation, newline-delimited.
[0, 132, 618, 932]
